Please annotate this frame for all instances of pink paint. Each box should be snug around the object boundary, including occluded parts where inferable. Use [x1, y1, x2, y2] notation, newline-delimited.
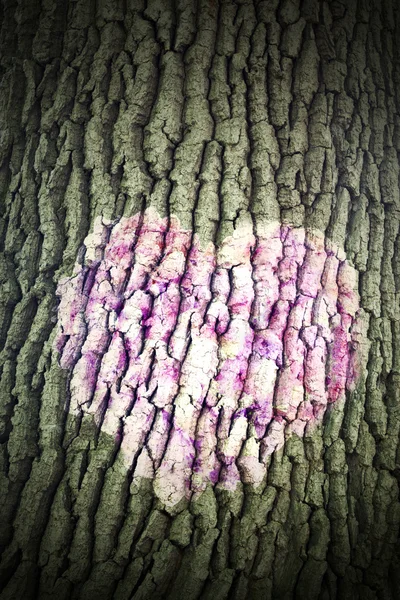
[55, 208, 364, 507]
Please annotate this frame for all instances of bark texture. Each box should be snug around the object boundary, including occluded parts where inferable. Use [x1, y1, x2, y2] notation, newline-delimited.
[0, 1, 400, 599]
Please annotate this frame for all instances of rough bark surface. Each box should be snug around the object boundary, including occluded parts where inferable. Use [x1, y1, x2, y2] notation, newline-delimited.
[0, 1, 399, 599]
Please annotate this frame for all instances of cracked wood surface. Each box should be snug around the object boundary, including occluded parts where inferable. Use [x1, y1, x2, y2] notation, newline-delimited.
[0, 0, 399, 599]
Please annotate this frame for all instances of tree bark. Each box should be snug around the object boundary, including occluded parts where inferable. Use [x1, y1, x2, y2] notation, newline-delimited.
[0, 1, 400, 599]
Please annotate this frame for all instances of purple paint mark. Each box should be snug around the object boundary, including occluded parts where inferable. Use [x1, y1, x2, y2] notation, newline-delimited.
[54, 208, 365, 507]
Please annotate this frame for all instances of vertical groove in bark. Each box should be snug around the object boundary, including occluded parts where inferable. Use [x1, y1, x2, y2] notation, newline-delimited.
[0, 1, 399, 599]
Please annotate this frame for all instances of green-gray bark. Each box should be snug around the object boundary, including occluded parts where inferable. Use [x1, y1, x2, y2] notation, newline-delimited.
[0, 1, 400, 599]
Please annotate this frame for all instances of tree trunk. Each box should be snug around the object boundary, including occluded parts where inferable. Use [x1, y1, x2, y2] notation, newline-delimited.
[0, 0, 399, 599]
